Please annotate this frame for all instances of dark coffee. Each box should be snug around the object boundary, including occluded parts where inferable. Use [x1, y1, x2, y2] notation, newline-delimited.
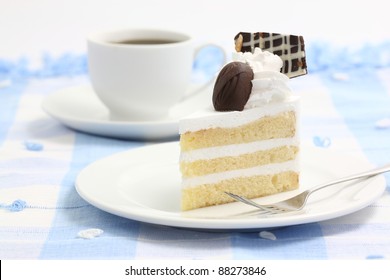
[114, 39, 179, 45]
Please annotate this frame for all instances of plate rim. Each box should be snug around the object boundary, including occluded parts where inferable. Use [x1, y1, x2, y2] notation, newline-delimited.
[75, 142, 386, 230]
[41, 86, 177, 140]
[41, 85, 181, 126]
[41, 85, 210, 140]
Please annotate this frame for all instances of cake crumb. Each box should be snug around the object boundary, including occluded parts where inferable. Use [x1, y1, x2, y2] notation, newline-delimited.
[375, 118, 390, 129]
[259, 231, 277, 240]
[77, 228, 104, 239]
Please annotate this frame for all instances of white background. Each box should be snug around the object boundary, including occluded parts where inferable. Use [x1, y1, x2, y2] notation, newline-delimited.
[1, 0, 390, 60]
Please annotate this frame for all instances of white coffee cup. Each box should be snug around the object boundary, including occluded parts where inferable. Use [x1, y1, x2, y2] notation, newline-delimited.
[87, 28, 225, 121]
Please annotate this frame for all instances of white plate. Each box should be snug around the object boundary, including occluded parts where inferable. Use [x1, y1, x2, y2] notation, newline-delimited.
[42, 85, 211, 140]
[75, 142, 386, 231]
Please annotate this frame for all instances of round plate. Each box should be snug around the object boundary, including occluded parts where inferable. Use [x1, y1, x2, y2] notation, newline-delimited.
[42, 85, 211, 140]
[75, 142, 386, 230]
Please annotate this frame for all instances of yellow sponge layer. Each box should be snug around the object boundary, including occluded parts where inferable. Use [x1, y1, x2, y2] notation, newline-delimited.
[180, 111, 296, 152]
[181, 171, 299, 211]
[181, 145, 299, 177]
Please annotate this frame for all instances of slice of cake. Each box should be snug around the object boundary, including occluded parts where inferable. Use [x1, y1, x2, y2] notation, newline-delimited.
[179, 32, 306, 211]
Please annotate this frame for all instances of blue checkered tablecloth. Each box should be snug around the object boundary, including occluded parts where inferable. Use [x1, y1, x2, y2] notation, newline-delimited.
[1, 43, 390, 260]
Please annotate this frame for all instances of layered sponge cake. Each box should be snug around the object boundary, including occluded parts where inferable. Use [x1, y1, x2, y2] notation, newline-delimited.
[180, 32, 306, 211]
[180, 98, 300, 211]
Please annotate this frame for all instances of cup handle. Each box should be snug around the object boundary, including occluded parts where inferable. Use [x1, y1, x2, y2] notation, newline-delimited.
[180, 44, 226, 102]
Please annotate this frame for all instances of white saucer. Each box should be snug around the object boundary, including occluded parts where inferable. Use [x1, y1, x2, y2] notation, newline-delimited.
[75, 142, 386, 231]
[42, 85, 211, 140]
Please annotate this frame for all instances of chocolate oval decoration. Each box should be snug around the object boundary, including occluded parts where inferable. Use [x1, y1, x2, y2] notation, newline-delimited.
[212, 62, 254, 111]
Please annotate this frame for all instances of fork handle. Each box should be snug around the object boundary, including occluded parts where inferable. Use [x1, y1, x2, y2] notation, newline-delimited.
[308, 163, 390, 195]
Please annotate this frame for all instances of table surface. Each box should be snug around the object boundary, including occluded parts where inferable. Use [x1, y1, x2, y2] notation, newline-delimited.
[1, 36, 390, 260]
[0, 0, 390, 260]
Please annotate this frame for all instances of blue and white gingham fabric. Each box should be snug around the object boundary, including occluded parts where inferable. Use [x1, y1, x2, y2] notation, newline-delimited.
[0, 43, 390, 259]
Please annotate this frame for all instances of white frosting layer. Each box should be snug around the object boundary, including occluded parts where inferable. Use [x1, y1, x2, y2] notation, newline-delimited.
[233, 48, 292, 108]
[182, 159, 299, 189]
[180, 137, 299, 162]
[179, 96, 299, 134]
[233, 48, 282, 72]
[247, 71, 291, 107]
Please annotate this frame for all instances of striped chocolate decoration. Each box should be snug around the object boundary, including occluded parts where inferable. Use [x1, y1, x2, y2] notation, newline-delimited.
[234, 32, 307, 78]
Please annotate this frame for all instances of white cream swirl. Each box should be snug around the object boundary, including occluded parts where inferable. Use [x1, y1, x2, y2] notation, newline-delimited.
[232, 48, 292, 108]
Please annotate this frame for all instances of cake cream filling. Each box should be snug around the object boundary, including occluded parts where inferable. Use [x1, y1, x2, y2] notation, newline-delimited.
[180, 137, 299, 162]
[181, 159, 299, 189]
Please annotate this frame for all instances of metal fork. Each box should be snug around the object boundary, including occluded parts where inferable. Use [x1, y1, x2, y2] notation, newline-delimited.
[225, 163, 390, 215]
